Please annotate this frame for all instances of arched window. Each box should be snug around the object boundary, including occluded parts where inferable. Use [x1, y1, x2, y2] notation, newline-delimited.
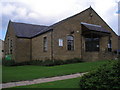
[67, 35, 74, 51]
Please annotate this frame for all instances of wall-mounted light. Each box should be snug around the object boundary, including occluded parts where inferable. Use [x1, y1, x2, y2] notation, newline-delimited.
[77, 31, 79, 33]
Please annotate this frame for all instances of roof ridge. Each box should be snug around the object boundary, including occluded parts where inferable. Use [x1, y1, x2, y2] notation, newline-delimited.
[11, 21, 49, 27]
[49, 7, 91, 27]
[10, 21, 50, 38]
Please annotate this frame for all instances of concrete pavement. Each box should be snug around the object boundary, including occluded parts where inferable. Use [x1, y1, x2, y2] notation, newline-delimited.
[1, 72, 87, 88]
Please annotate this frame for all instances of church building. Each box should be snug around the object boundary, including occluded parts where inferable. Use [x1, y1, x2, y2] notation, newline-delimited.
[4, 7, 119, 62]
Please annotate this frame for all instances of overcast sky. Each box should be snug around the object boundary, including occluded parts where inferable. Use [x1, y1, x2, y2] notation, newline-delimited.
[0, 0, 120, 40]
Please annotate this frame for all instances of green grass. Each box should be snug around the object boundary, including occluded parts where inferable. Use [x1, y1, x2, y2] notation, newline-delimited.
[3, 60, 110, 83]
[13, 77, 80, 88]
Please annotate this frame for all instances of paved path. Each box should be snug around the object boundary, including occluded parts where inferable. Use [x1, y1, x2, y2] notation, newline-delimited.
[1, 72, 87, 88]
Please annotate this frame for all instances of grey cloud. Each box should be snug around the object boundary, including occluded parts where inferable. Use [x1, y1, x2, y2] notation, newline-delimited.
[1, 0, 119, 40]
[1, 1, 61, 29]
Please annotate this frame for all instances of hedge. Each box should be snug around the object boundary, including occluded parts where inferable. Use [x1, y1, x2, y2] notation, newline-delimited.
[2, 58, 83, 66]
[79, 60, 120, 89]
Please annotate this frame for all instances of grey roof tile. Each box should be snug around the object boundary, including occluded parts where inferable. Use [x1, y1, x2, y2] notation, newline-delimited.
[81, 22, 111, 34]
[11, 22, 49, 38]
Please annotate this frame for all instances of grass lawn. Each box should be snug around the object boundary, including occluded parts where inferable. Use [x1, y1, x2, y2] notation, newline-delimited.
[3, 60, 110, 83]
[13, 77, 80, 88]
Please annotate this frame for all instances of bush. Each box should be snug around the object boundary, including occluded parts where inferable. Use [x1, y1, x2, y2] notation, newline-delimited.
[79, 60, 120, 89]
[64, 58, 83, 64]
[2, 59, 15, 66]
[29, 60, 43, 65]
[13, 61, 30, 66]
[2, 58, 83, 66]
[29, 58, 83, 66]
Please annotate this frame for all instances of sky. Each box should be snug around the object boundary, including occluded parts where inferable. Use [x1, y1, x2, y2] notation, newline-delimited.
[0, 0, 120, 40]
[118, 1, 120, 35]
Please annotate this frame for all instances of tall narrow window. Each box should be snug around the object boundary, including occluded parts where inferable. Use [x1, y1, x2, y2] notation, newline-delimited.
[8, 38, 10, 54]
[10, 40, 12, 54]
[67, 35, 74, 51]
[108, 38, 112, 52]
[43, 37, 47, 52]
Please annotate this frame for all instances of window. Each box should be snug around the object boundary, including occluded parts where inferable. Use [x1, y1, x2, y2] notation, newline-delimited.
[2, 50, 4, 52]
[10, 49, 12, 54]
[10, 40, 12, 54]
[85, 37, 100, 52]
[8, 38, 10, 54]
[67, 35, 74, 51]
[108, 38, 112, 52]
[10, 40, 12, 48]
[43, 37, 47, 52]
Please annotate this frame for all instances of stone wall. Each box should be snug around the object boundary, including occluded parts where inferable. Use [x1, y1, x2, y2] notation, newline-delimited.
[15, 38, 31, 62]
[0, 40, 3, 60]
[5, 7, 118, 62]
[4, 22, 17, 61]
[4, 22, 31, 62]
[32, 31, 52, 61]
[50, 7, 118, 61]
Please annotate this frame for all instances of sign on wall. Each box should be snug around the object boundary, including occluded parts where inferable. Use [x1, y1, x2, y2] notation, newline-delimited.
[59, 39, 63, 46]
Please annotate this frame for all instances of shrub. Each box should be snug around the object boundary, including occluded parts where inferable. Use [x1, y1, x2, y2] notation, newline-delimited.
[13, 61, 30, 66]
[64, 58, 83, 64]
[3, 58, 83, 66]
[41, 60, 54, 66]
[53, 60, 65, 65]
[79, 60, 120, 89]
[52, 58, 83, 66]
[2, 59, 15, 66]
[29, 60, 43, 65]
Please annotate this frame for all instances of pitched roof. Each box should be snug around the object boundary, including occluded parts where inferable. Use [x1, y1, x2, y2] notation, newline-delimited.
[81, 22, 111, 34]
[11, 21, 49, 38]
[9, 7, 114, 38]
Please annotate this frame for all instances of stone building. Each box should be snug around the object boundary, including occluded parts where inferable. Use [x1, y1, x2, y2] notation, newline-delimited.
[118, 36, 120, 53]
[118, 36, 120, 49]
[0, 39, 4, 60]
[4, 7, 119, 62]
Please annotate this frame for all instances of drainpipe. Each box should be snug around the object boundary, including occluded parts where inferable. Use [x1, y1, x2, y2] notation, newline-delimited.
[30, 38, 32, 61]
[117, 36, 119, 59]
[51, 29, 53, 60]
[81, 33, 83, 60]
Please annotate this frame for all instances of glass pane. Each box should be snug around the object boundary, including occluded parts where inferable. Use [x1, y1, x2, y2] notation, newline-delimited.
[67, 36, 73, 40]
[85, 37, 100, 52]
[67, 35, 74, 51]
[43, 37, 47, 52]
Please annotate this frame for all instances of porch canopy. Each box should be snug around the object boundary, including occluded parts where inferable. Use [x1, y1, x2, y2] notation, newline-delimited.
[81, 22, 111, 37]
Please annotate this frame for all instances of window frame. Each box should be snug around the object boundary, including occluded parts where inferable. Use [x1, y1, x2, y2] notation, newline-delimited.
[108, 37, 112, 52]
[67, 35, 74, 51]
[85, 37, 100, 52]
[43, 36, 48, 52]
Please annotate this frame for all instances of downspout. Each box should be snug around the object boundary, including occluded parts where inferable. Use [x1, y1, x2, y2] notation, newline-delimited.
[30, 38, 32, 61]
[51, 29, 53, 60]
[116, 36, 119, 59]
[80, 25, 83, 60]
[81, 33, 83, 60]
